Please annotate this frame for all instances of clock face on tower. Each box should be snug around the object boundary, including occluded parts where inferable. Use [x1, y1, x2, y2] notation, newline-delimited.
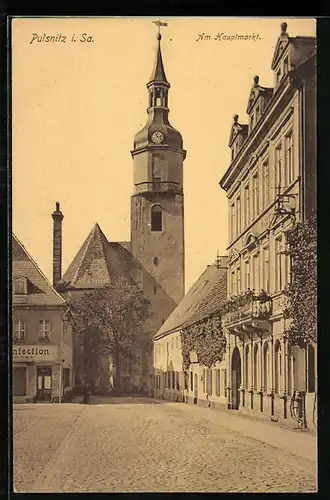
[151, 131, 164, 144]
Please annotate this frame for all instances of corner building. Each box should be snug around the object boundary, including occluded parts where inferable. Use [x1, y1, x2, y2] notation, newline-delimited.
[219, 23, 316, 427]
[12, 234, 74, 403]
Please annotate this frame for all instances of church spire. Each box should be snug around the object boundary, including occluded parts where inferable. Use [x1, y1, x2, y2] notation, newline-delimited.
[148, 33, 169, 86]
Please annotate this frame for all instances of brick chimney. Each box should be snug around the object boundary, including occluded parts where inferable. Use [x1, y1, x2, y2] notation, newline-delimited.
[52, 201, 64, 287]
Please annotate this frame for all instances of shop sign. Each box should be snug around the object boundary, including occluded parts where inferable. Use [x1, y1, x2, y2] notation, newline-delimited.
[13, 345, 58, 362]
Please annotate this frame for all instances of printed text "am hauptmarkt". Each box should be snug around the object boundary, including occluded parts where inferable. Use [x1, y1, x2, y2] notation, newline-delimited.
[196, 33, 261, 42]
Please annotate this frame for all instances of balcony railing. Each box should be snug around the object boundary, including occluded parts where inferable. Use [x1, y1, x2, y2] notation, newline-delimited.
[135, 181, 182, 195]
[222, 295, 273, 333]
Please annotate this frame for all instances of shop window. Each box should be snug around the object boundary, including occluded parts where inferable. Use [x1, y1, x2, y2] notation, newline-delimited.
[13, 366, 26, 395]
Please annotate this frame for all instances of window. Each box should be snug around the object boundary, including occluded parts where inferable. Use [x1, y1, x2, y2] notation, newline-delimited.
[244, 184, 250, 228]
[221, 369, 227, 396]
[245, 259, 250, 290]
[263, 246, 270, 293]
[153, 285, 157, 296]
[176, 372, 180, 391]
[215, 369, 220, 396]
[263, 342, 269, 393]
[236, 197, 241, 235]
[262, 160, 269, 209]
[152, 176, 161, 191]
[172, 371, 175, 389]
[14, 278, 27, 294]
[275, 238, 283, 291]
[39, 320, 51, 341]
[14, 320, 26, 341]
[274, 340, 281, 394]
[282, 237, 290, 288]
[190, 371, 193, 391]
[153, 256, 159, 266]
[252, 173, 259, 220]
[275, 144, 282, 193]
[151, 205, 163, 231]
[231, 148, 235, 161]
[230, 202, 236, 240]
[307, 344, 315, 393]
[245, 345, 250, 388]
[230, 270, 235, 295]
[285, 132, 294, 185]
[237, 267, 241, 294]
[253, 344, 259, 390]
[252, 254, 259, 292]
[206, 368, 212, 396]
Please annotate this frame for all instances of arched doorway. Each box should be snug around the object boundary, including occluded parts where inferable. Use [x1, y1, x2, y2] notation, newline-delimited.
[231, 346, 241, 410]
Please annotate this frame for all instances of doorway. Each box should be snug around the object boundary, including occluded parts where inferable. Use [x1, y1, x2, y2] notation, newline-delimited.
[193, 373, 198, 404]
[231, 347, 241, 410]
[36, 367, 52, 402]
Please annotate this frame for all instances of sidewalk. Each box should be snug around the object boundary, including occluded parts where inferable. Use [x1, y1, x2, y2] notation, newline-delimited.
[174, 401, 318, 464]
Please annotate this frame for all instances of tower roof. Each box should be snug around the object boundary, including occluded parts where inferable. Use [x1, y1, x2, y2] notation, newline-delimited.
[148, 34, 169, 85]
[61, 224, 132, 289]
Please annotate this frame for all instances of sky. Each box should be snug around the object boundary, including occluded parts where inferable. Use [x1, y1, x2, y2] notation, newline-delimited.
[12, 17, 316, 292]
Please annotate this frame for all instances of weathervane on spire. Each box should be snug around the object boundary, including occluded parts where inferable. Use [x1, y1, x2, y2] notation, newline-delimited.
[152, 19, 168, 39]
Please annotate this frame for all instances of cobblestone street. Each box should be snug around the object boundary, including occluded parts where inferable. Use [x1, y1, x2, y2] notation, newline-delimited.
[14, 398, 317, 493]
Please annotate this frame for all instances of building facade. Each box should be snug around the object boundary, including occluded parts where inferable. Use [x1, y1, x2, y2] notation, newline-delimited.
[12, 234, 74, 403]
[219, 23, 316, 427]
[153, 258, 228, 407]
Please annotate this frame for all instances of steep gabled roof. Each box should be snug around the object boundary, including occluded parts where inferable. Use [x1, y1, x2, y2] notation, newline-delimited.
[12, 234, 66, 307]
[155, 261, 228, 338]
[61, 224, 132, 289]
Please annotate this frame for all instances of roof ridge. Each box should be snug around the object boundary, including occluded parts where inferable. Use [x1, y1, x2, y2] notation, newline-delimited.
[12, 233, 66, 304]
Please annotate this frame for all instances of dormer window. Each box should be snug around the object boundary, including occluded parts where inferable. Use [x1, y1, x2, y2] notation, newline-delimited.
[14, 277, 28, 294]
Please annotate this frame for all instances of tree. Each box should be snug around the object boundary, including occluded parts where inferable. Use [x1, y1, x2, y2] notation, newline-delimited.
[71, 278, 151, 392]
[283, 212, 317, 351]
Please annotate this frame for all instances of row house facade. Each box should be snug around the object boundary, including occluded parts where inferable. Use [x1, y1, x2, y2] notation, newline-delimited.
[219, 23, 316, 427]
[153, 258, 228, 406]
[12, 234, 74, 403]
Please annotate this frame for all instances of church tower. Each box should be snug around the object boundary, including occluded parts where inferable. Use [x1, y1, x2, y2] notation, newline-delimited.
[131, 31, 186, 313]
